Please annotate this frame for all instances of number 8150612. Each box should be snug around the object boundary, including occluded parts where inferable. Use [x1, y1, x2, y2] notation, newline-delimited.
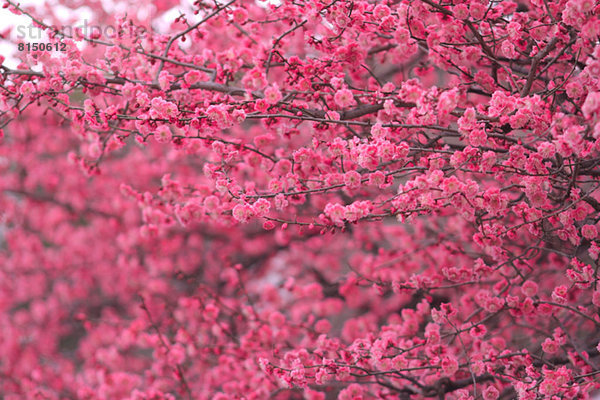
[18, 43, 67, 51]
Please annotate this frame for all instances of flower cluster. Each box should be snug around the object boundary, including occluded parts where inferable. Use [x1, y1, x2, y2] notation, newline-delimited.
[0, 0, 599, 398]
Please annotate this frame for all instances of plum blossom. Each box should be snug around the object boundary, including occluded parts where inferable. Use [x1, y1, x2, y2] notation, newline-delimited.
[154, 125, 172, 143]
[441, 356, 459, 376]
[344, 170, 362, 189]
[264, 85, 283, 105]
[0, 1, 599, 399]
[334, 88, 356, 108]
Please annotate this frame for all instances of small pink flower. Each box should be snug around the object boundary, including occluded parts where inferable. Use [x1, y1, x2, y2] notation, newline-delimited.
[136, 92, 150, 108]
[437, 89, 458, 116]
[453, 4, 469, 19]
[154, 125, 172, 143]
[264, 85, 282, 105]
[232, 108, 246, 123]
[163, 102, 178, 118]
[506, 295, 519, 308]
[254, 98, 268, 112]
[469, 129, 487, 147]
[470, 3, 487, 19]
[232, 7, 248, 24]
[86, 70, 105, 84]
[542, 338, 559, 354]
[206, 104, 232, 128]
[469, 324, 487, 338]
[338, 383, 363, 400]
[506, 22, 522, 37]
[314, 319, 331, 333]
[551, 285, 568, 304]
[483, 386, 499, 400]
[84, 99, 96, 115]
[158, 71, 174, 91]
[537, 142, 556, 158]
[252, 198, 270, 217]
[369, 171, 386, 187]
[274, 193, 288, 210]
[262, 220, 275, 230]
[343, 204, 361, 222]
[582, 92, 600, 118]
[441, 356, 459, 376]
[539, 378, 558, 396]
[344, 170, 361, 189]
[334, 88, 356, 108]
[87, 142, 101, 158]
[484, 297, 504, 313]
[330, 76, 344, 89]
[581, 224, 598, 240]
[19, 81, 35, 97]
[425, 323, 440, 344]
[458, 107, 477, 132]
[566, 81, 583, 99]
[232, 203, 254, 223]
[184, 70, 203, 85]
[203, 195, 220, 211]
[204, 303, 219, 320]
[521, 281, 538, 297]
[592, 291, 600, 307]
[373, 4, 391, 19]
[501, 41, 517, 58]
[324, 203, 345, 226]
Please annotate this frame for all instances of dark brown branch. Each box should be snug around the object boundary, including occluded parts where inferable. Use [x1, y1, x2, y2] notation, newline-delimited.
[520, 37, 560, 97]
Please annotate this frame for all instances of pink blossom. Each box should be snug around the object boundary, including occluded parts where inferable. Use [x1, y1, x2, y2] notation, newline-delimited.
[344, 170, 362, 189]
[158, 71, 175, 91]
[592, 291, 600, 307]
[232, 7, 248, 24]
[252, 198, 270, 217]
[232, 203, 254, 223]
[334, 88, 356, 108]
[184, 70, 203, 85]
[314, 319, 331, 333]
[501, 41, 517, 59]
[425, 323, 440, 343]
[264, 85, 282, 105]
[203, 195, 220, 211]
[441, 356, 459, 376]
[338, 383, 364, 400]
[483, 386, 499, 400]
[469, 324, 487, 338]
[453, 4, 469, 19]
[552, 285, 569, 304]
[581, 224, 598, 240]
[373, 4, 391, 19]
[206, 104, 232, 128]
[542, 338, 559, 354]
[154, 125, 172, 143]
[582, 92, 600, 118]
[470, 3, 487, 19]
[484, 297, 504, 313]
[324, 203, 345, 227]
[438, 89, 458, 116]
[19, 81, 35, 97]
[521, 281, 538, 297]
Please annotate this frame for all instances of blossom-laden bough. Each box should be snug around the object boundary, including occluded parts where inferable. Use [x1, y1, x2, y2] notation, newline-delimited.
[0, 0, 599, 398]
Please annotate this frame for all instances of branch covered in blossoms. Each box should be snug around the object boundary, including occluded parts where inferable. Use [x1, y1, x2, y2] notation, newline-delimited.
[0, 0, 599, 398]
